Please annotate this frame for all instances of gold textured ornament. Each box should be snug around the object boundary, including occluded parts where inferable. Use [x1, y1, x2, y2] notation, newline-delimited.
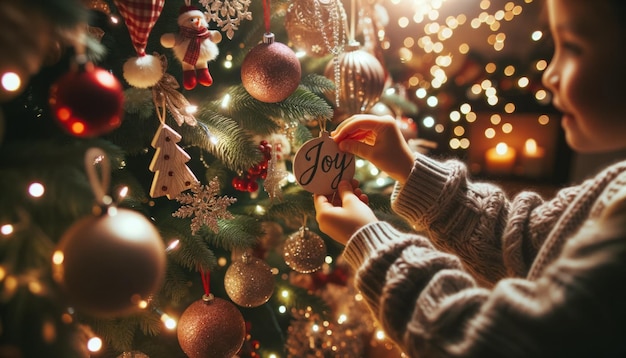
[177, 294, 246, 358]
[224, 253, 275, 308]
[324, 41, 386, 117]
[285, 0, 347, 57]
[283, 227, 327, 273]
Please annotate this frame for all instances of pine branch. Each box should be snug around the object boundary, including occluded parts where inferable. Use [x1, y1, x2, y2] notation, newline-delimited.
[220, 83, 334, 128]
[184, 110, 263, 171]
[135, 311, 162, 337]
[159, 264, 193, 305]
[168, 235, 218, 272]
[263, 188, 315, 223]
[299, 74, 335, 98]
[292, 121, 316, 148]
[87, 317, 136, 352]
[201, 215, 264, 251]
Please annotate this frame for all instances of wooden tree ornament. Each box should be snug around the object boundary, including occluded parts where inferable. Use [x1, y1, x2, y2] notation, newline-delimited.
[149, 122, 198, 199]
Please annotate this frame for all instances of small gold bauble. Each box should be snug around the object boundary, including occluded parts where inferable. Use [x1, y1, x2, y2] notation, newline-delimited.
[283, 227, 327, 273]
[224, 254, 275, 308]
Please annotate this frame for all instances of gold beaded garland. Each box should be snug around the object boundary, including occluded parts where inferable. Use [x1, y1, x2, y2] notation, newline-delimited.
[285, 0, 346, 58]
[324, 42, 386, 118]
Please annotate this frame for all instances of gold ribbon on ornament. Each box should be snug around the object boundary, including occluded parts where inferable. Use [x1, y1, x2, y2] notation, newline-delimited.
[151, 53, 197, 126]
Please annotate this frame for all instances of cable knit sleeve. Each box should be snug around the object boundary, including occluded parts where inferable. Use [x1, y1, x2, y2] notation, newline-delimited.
[343, 219, 626, 358]
[389, 154, 577, 285]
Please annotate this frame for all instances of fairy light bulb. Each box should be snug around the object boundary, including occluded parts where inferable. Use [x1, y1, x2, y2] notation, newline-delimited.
[1, 72, 21, 92]
[495, 142, 509, 155]
[28, 182, 45, 197]
[1, 224, 13, 236]
[87, 337, 103, 352]
[185, 104, 198, 114]
[161, 313, 177, 329]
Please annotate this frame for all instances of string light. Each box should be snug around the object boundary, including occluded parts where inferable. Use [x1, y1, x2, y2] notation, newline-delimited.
[87, 337, 103, 353]
[1, 72, 21, 92]
[0, 224, 13, 236]
[221, 93, 231, 109]
[28, 182, 45, 198]
[161, 312, 177, 330]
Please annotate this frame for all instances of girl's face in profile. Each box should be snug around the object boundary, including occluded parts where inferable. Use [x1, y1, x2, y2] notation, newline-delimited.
[543, 0, 626, 153]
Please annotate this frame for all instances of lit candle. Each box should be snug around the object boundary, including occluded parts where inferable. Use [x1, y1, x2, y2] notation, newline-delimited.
[521, 138, 545, 178]
[485, 142, 516, 176]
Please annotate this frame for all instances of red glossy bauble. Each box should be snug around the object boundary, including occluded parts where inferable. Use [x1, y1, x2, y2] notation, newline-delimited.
[241, 33, 301, 103]
[49, 63, 124, 137]
[52, 208, 166, 317]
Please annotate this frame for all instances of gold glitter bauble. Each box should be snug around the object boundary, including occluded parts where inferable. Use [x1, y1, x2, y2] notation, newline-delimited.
[324, 42, 386, 117]
[177, 295, 246, 358]
[241, 33, 302, 103]
[283, 227, 327, 273]
[224, 254, 275, 308]
[285, 0, 346, 57]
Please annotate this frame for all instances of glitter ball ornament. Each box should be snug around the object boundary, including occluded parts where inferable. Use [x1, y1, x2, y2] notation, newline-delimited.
[241, 33, 301, 103]
[52, 208, 166, 317]
[283, 227, 327, 273]
[324, 42, 385, 117]
[285, 0, 346, 57]
[49, 62, 124, 138]
[224, 254, 275, 308]
[177, 294, 246, 358]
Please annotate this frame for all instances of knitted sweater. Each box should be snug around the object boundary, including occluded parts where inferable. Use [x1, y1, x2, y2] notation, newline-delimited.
[343, 154, 626, 358]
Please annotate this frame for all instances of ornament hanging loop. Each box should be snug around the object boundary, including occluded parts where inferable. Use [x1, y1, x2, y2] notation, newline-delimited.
[84, 147, 112, 208]
[263, 32, 275, 44]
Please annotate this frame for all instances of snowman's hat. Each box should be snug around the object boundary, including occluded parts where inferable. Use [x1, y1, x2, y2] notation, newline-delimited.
[177, 5, 205, 26]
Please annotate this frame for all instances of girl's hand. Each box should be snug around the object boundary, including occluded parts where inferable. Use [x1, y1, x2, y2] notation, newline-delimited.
[332, 114, 415, 184]
[314, 180, 378, 245]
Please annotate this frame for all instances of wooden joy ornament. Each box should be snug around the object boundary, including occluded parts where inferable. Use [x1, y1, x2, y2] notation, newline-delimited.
[293, 131, 355, 195]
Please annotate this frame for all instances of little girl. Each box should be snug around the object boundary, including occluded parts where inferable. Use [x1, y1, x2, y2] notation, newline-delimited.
[314, 0, 626, 356]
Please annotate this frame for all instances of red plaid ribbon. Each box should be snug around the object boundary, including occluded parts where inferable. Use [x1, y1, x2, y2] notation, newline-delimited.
[179, 26, 212, 65]
[113, 0, 165, 56]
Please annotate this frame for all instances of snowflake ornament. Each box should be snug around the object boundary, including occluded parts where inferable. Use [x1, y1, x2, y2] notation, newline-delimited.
[172, 177, 237, 235]
[199, 0, 252, 40]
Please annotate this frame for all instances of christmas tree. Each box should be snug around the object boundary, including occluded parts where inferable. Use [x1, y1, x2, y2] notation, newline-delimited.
[0, 0, 558, 357]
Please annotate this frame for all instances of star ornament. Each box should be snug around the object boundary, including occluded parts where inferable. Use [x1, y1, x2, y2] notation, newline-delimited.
[172, 177, 237, 235]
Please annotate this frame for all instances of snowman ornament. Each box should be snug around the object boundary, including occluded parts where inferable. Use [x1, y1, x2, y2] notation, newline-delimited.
[161, 5, 222, 90]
